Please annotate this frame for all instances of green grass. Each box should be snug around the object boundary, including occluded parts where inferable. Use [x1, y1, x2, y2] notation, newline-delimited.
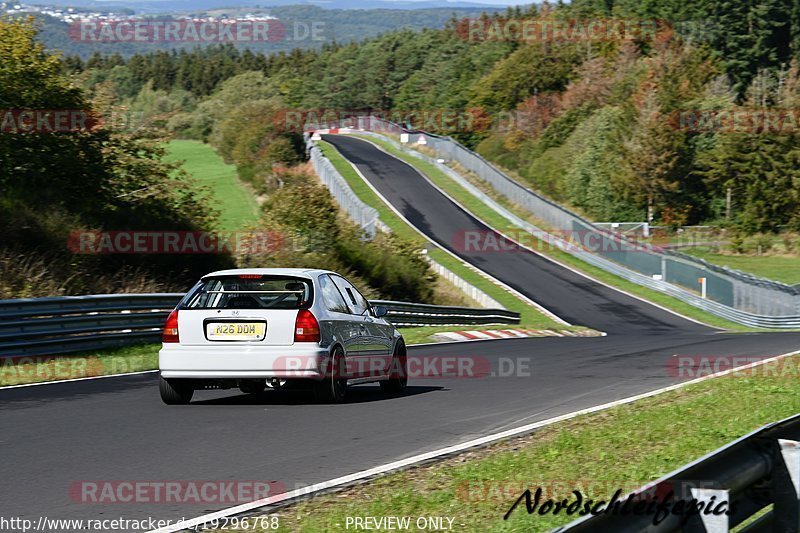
[0, 344, 158, 387]
[1, 143, 268, 385]
[165, 140, 260, 231]
[682, 247, 800, 285]
[318, 141, 569, 332]
[352, 134, 759, 332]
[236, 354, 800, 532]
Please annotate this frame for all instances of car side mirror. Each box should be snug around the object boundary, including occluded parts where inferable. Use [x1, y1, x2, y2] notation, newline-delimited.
[372, 305, 388, 318]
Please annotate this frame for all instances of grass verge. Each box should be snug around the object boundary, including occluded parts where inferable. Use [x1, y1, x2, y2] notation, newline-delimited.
[165, 140, 260, 231]
[0, 344, 158, 387]
[234, 353, 800, 532]
[317, 141, 571, 332]
[352, 134, 756, 332]
[682, 246, 800, 286]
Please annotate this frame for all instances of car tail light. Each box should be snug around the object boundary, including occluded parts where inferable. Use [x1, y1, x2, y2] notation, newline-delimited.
[163, 309, 180, 343]
[294, 309, 320, 343]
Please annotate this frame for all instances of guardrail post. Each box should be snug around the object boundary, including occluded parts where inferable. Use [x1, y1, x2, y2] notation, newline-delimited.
[774, 439, 800, 532]
[685, 488, 729, 532]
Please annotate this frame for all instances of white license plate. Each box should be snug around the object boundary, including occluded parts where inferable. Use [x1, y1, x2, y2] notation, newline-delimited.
[206, 322, 266, 341]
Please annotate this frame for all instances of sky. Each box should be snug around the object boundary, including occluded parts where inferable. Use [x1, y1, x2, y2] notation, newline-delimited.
[382, 0, 534, 4]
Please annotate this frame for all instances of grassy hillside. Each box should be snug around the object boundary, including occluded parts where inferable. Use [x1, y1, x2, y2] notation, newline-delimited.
[165, 140, 260, 231]
[682, 247, 800, 285]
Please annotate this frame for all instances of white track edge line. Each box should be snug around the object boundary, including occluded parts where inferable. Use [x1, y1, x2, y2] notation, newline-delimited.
[150, 348, 800, 533]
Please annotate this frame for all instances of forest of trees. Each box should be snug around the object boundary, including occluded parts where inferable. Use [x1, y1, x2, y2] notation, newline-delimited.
[63, 0, 800, 233]
[3, 0, 800, 295]
[0, 17, 234, 297]
[0, 16, 435, 299]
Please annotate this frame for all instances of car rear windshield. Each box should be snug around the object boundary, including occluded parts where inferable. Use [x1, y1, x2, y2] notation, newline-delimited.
[180, 276, 313, 310]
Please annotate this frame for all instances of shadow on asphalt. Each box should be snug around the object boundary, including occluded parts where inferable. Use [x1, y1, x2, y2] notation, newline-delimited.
[189, 385, 445, 406]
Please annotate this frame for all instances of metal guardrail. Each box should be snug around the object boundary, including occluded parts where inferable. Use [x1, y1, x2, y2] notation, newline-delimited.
[370, 299, 519, 327]
[308, 142, 383, 238]
[0, 294, 183, 357]
[0, 294, 520, 357]
[557, 413, 800, 532]
[567, 247, 800, 328]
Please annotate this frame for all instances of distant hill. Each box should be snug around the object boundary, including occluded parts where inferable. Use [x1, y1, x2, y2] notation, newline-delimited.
[31, 4, 506, 57]
[26, 0, 517, 14]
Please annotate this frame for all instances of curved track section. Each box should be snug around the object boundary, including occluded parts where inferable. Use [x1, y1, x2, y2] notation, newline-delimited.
[323, 134, 707, 335]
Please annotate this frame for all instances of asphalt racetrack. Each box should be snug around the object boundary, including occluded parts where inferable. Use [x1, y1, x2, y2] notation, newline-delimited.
[1, 135, 798, 527]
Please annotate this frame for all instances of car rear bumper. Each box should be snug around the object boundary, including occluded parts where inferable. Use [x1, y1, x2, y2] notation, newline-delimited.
[159, 343, 330, 380]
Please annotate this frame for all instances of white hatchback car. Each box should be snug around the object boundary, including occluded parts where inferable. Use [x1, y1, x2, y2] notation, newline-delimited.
[158, 268, 407, 404]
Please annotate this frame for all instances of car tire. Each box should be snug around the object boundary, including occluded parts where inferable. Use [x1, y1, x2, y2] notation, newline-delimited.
[380, 340, 408, 394]
[159, 376, 194, 405]
[314, 347, 347, 403]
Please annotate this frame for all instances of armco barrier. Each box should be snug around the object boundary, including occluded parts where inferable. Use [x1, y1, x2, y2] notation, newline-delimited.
[0, 294, 520, 357]
[370, 299, 518, 327]
[308, 143, 382, 238]
[315, 115, 800, 327]
[557, 413, 800, 532]
[0, 294, 183, 357]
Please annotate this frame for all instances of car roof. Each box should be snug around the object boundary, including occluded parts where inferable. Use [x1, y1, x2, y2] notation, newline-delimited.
[202, 268, 332, 279]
